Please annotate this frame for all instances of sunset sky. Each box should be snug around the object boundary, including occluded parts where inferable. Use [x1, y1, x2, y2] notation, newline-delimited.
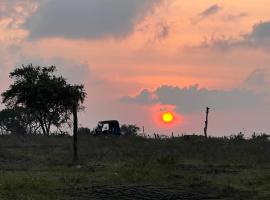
[1, 0, 270, 136]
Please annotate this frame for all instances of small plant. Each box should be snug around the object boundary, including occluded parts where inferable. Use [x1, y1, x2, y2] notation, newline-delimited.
[229, 132, 245, 140]
[251, 132, 270, 141]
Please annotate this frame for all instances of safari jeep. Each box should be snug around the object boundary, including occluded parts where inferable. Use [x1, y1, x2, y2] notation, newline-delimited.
[94, 120, 121, 136]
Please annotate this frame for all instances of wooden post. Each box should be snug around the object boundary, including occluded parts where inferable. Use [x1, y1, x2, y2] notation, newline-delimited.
[73, 104, 78, 164]
[142, 126, 145, 134]
[204, 107, 210, 138]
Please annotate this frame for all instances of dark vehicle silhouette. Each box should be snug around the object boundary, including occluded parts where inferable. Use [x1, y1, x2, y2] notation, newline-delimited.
[94, 120, 121, 135]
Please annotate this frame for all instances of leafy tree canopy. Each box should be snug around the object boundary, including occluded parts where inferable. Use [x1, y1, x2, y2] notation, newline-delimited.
[1, 64, 86, 135]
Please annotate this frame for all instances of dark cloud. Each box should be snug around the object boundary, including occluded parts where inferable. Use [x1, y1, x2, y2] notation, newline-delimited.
[201, 21, 270, 50]
[155, 22, 170, 41]
[238, 21, 270, 49]
[122, 89, 157, 105]
[24, 0, 161, 40]
[191, 4, 221, 24]
[122, 84, 261, 114]
[223, 13, 248, 21]
[245, 68, 269, 88]
[199, 35, 235, 51]
[247, 21, 270, 40]
[199, 4, 221, 18]
[243, 68, 270, 95]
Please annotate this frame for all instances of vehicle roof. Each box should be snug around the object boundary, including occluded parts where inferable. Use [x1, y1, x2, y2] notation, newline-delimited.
[98, 120, 120, 124]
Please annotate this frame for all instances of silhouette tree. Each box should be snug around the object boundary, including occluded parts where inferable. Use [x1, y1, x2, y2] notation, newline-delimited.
[121, 124, 140, 136]
[2, 64, 86, 162]
[0, 107, 40, 135]
[78, 127, 91, 135]
[2, 64, 86, 135]
[0, 108, 27, 135]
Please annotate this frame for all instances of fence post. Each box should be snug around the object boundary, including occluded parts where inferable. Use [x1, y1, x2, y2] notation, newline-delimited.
[204, 107, 210, 138]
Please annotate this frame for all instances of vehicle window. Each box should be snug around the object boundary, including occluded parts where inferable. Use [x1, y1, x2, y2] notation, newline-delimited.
[102, 124, 109, 131]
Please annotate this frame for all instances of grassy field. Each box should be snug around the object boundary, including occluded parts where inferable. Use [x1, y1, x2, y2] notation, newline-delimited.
[0, 134, 269, 199]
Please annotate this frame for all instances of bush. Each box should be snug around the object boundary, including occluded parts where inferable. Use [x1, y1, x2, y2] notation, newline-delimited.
[251, 132, 270, 141]
[121, 124, 140, 136]
[229, 132, 245, 141]
[78, 127, 91, 135]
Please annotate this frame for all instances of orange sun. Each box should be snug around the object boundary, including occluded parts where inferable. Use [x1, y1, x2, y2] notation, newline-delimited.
[162, 112, 174, 123]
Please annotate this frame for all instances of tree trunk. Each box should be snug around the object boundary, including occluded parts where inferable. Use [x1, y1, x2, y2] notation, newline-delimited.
[44, 123, 50, 136]
[37, 115, 48, 136]
[40, 121, 47, 136]
[72, 104, 78, 164]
